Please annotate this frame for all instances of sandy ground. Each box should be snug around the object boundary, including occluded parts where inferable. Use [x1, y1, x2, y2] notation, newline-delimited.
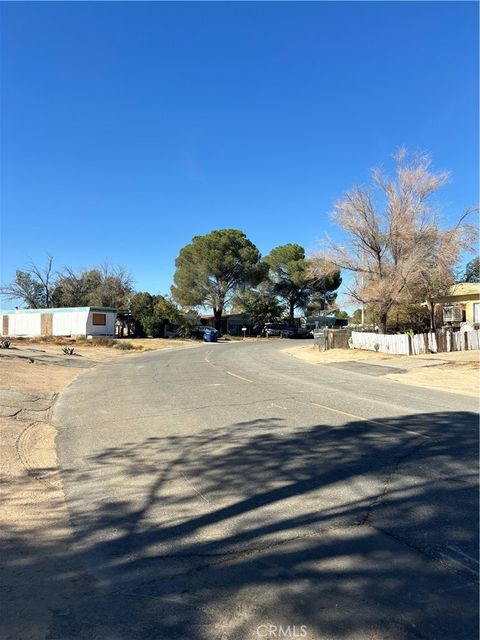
[0, 358, 86, 640]
[4, 336, 196, 362]
[284, 345, 480, 398]
[0, 338, 197, 640]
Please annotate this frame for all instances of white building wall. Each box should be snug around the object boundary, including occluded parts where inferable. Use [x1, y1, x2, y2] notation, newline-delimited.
[3, 313, 42, 337]
[1, 308, 117, 337]
[52, 311, 90, 336]
[86, 311, 116, 336]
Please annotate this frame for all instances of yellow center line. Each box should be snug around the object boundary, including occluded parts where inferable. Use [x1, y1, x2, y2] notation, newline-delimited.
[309, 401, 430, 439]
[225, 370, 253, 383]
[204, 350, 251, 382]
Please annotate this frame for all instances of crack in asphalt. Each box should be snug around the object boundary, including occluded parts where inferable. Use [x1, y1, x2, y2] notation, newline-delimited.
[360, 439, 428, 526]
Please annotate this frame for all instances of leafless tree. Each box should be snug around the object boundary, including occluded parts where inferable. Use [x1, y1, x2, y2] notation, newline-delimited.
[0, 255, 56, 308]
[322, 150, 477, 333]
[53, 261, 134, 308]
[1, 257, 134, 310]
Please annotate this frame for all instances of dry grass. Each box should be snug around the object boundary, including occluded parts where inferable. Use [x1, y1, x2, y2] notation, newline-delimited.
[6, 336, 196, 354]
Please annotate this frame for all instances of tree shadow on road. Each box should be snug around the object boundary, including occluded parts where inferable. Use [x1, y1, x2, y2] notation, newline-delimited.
[2, 411, 479, 639]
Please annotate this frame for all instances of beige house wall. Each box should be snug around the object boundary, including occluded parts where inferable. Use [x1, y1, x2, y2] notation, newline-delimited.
[429, 283, 480, 324]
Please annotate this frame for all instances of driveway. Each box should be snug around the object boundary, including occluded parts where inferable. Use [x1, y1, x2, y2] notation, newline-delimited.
[51, 340, 478, 640]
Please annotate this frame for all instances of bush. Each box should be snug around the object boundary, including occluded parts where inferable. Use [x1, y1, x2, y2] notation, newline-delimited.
[115, 341, 135, 350]
[88, 337, 116, 347]
[177, 321, 196, 338]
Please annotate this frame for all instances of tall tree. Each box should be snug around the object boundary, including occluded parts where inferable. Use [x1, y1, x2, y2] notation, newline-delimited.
[171, 229, 266, 331]
[53, 263, 133, 308]
[327, 150, 477, 333]
[264, 244, 341, 322]
[131, 292, 183, 337]
[234, 284, 285, 329]
[464, 257, 480, 283]
[0, 256, 55, 308]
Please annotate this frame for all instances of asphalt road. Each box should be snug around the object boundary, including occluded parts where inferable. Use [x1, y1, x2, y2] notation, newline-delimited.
[52, 340, 478, 640]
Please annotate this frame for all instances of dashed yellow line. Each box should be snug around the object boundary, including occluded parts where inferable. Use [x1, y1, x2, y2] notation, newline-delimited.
[205, 351, 251, 383]
[309, 401, 430, 439]
[225, 370, 252, 383]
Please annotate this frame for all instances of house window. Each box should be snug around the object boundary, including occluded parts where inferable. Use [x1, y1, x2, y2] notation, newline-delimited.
[92, 313, 107, 326]
[474, 303, 480, 324]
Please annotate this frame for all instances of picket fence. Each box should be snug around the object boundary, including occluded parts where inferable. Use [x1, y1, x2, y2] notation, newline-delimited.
[351, 332, 410, 354]
[350, 330, 480, 355]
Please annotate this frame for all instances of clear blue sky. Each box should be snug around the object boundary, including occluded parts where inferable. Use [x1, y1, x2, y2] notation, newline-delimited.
[1, 1, 478, 303]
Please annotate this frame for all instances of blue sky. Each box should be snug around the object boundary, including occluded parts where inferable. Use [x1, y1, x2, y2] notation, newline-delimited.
[1, 1, 478, 305]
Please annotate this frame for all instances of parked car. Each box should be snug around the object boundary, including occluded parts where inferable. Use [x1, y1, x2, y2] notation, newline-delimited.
[263, 323, 297, 338]
[263, 323, 314, 338]
[264, 323, 288, 337]
[191, 325, 218, 339]
[295, 327, 314, 338]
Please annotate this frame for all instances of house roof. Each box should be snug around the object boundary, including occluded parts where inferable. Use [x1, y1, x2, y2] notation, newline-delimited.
[1, 306, 117, 315]
[430, 282, 480, 303]
[448, 283, 480, 296]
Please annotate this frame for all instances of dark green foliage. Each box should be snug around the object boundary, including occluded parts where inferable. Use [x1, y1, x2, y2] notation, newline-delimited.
[130, 292, 155, 331]
[171, 229, 265, 330]
[130, 292, 183, 337]
[464, 257, 480, 283]
[264, 244, 341, 322]
[235, 285, 285, 328]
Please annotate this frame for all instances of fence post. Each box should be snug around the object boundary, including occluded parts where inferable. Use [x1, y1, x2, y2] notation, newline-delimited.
[464, 331, 469, 351]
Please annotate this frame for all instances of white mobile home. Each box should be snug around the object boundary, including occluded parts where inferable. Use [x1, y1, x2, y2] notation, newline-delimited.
[1, 307, 117, 338]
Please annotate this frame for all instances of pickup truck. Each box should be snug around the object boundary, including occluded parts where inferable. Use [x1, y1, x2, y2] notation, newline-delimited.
[263, 323, 312, 338]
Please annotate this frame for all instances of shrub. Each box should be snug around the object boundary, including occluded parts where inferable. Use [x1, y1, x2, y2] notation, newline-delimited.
[88, 337, 116, 347]
[62, 346, 75, 355]
[115, 341, 135, 350]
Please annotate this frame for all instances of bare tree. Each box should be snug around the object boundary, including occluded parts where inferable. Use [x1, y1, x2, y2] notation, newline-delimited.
[324, 150, 477, 333]
[0, 255, 56, 308]
[53, 262, 134, 308]
[91, 262, 134, 308]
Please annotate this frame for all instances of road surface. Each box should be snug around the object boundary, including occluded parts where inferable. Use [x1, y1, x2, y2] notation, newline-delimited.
[52, 340, 478, 640]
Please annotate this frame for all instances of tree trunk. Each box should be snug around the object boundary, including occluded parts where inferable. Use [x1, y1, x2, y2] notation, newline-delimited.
[288, 299, 295, 324]
[213, 307, 223, 334]
[427, 301, 436, 332]
[378, 311, 388, 334]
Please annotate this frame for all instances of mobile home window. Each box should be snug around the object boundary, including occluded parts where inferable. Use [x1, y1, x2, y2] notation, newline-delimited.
[92, 313, 107, 326]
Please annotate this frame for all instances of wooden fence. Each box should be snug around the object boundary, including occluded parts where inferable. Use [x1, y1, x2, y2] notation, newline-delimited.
[350, 330, 480, 355]
[325, 328, 351, 350]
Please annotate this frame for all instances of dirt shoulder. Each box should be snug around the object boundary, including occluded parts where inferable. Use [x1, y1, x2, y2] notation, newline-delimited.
[2, 335, 196, 361]
[0, 337, 197, 640]
[0, 357, 88, 640]
[284, 344, 480, 398]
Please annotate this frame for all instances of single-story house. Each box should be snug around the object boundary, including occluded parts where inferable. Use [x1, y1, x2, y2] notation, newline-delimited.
[304, 315, 348, 331]
[1, 307, 117, 338]
[426, 283, 480, 327]
[200, 313, 253, 336]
